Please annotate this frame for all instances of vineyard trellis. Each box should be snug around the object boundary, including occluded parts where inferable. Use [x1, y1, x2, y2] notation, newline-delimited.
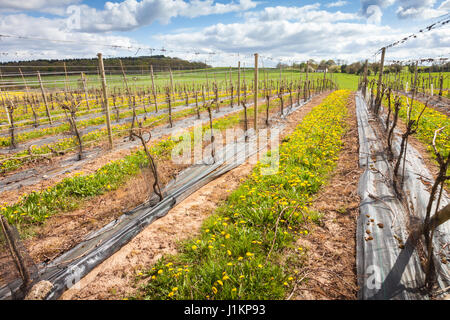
[357, 42, 450, 298]
[0, 50, 337, 299]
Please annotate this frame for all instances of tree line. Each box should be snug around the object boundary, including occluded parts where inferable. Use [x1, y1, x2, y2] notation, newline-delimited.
[276, 59, 450, 75]
[0, 55, 211, 75]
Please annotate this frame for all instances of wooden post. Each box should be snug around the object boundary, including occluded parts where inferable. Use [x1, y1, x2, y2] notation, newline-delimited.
[150, 65, 158, 112]
[37, 71, 52, 125]
[81, 72, 90, 110]
[63, 62, 69, 93]
[119, 59, 131, 109]
[237, 61, 241, 107]
[97, 53, 114, 149]
[169, 67, 175, 102]
[0, 215, 32, 293]
[253, 53, 259, 131]
[375, 47, 386, 111]
[363, 59, 368, 98]
[19, 68, 29, 93]
[0, 68, 3, 92]
[305, 61, 309, 99]
[1, 94, 11, 126]
[279, 64, 282, 86]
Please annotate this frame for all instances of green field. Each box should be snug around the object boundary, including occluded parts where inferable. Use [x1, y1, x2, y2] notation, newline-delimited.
[2, 67, 448, 94]
[1, 68, 356, 92]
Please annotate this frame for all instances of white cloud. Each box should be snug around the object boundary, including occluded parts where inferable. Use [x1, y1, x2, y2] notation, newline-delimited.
[439, 0, 450, 10]
[0, 13, 140, 61]
[360, 0, 396, 16]
[366, 5, 383, 24]
[157, 18, 398, 65]
[0, 2, 448, 65]
[396, 0, 447, 19]
[0, 0, 80, 15]
[359, 0, 395, 23]
[326, 1, 349, 8]
[244, 4, 359, 22]
[359, 0, 449, 21]
[68, 0, 259, 32]
[155, 4, 450, 66]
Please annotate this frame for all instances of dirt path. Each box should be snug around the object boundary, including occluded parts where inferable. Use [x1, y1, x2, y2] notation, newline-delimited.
[60, 92, 331, 300]
[291, 92, 361, 300]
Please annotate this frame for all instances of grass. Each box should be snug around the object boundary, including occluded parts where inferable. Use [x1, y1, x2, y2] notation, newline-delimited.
[131, 89, 351, 300]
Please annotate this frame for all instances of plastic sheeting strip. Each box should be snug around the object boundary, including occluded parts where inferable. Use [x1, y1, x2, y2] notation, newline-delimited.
[355, 92, 449, 300]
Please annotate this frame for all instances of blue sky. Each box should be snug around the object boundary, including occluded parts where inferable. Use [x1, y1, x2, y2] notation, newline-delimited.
[0, 0, 448, 66]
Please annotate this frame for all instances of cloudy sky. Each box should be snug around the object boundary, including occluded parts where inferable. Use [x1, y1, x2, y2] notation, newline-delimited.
[0, 0, 449, 66]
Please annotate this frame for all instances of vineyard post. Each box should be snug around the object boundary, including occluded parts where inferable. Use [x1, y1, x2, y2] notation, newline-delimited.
[4, 93, 17, 149]
[279, 63, 282, 85]
[81, 72, 90, 110]
[1, 94, 11, 126]
[363, 59, 368, 98]
[401, 61, 419, 182]
[19, 68, 29, 96]
[63, 62, 69, 93]
[205, 68, 210, 101]
[428, 68, 431, 91]
[0, 215, 32, 295]
[237, 61, 241, 107]
[37, 71, 53, 125]
[97, 53, 114, 149]
[229, 66, 233, 107]
[119, 59, 131, 110]
[306, 61, 310, 99]
[169, 67, 175, 102]
[254, 53, 259, 131]
[150, 65, 158, 112]
[375, 47, 386, 113]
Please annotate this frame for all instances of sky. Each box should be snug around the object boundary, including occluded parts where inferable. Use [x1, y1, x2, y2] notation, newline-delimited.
[0, 0, 449, 67]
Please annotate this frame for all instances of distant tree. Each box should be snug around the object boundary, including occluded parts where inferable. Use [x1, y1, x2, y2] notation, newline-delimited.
[389, 63, 403, 74]
[329, 65, 340, 73]
[345, 62, 363, 74]
[307, 59, 318, 70]
[370, 62, 380, 75]
[276, 62, 289, 69]
[0, 55, 210, 75]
